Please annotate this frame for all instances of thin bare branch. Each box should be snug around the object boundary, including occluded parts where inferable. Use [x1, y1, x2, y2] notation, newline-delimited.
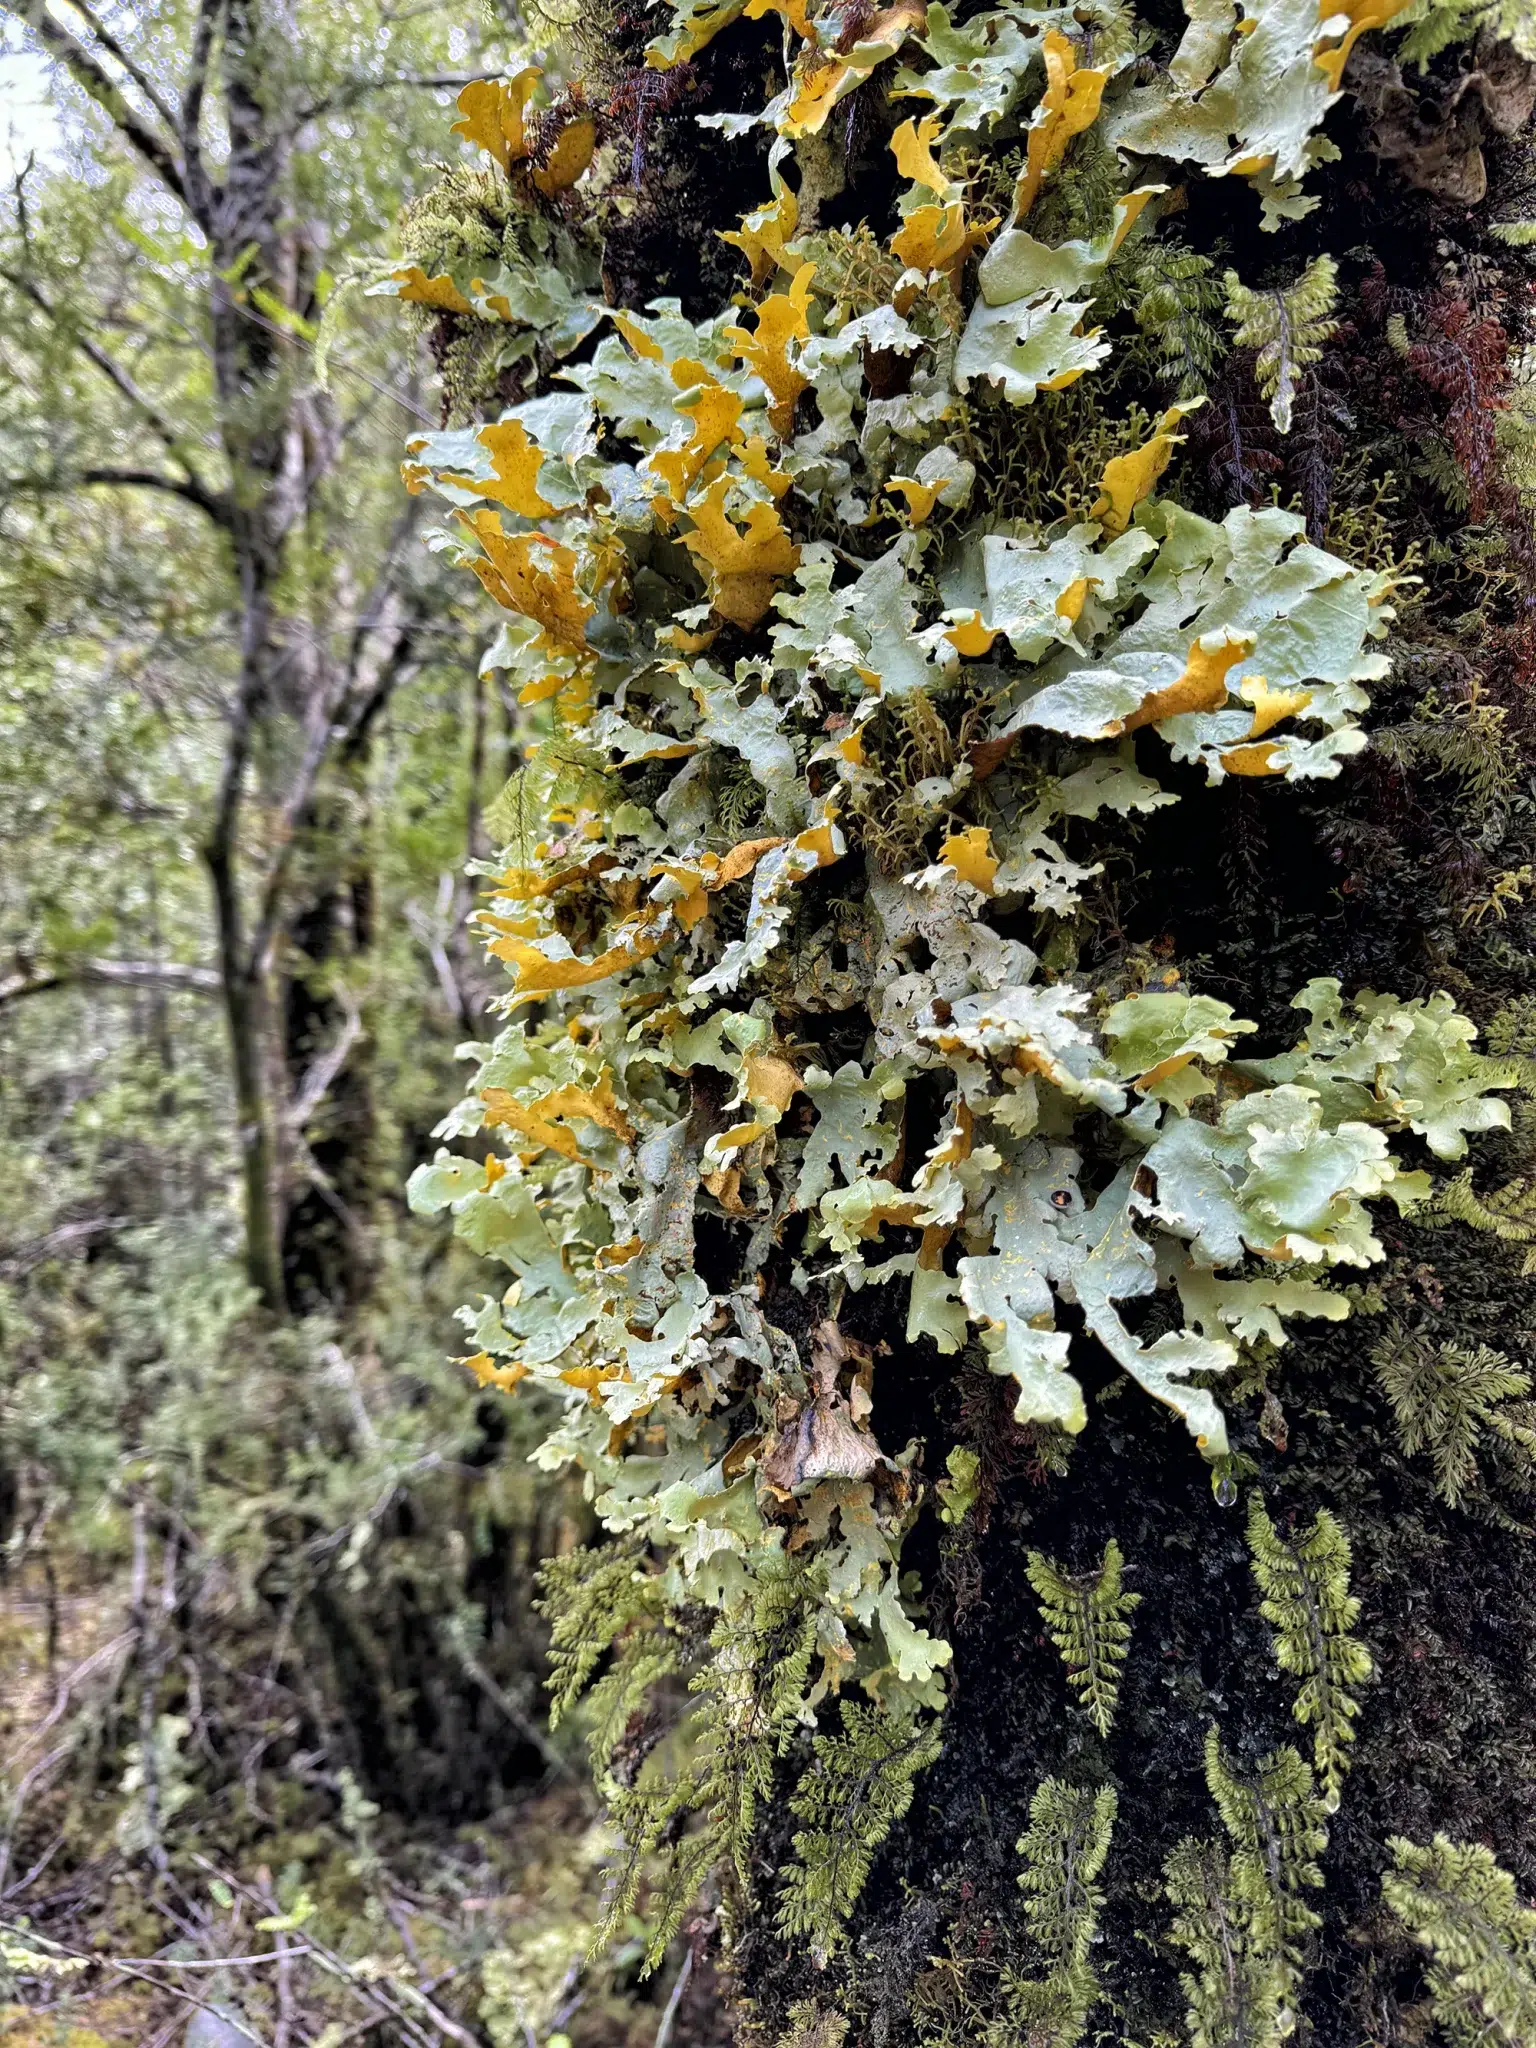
[44, 464, 231, 524]
[0, 1217, 133, 1280]
[4, 0, 189, 207]
[447, 1635, 580, 1788]
[654, 1950, 694, 2048]
[287, 986, 363, 1131]
[67, 0, 181, 134]
[0, 266, 226, 517]
[293, 72, 483, 121]
[79, 463, 230, 521]
[243, 666, 354, 981]
[0, 958, 222, 1007]
[345, 497, 424, 688]
[180, 0, 221, 224]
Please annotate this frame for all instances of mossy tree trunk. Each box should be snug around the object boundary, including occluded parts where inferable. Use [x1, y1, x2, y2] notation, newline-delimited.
[402, 6, 1536, 2044]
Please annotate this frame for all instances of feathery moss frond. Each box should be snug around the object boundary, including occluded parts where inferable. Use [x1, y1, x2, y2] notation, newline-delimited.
[1204, 1731, 1326, 1964]
[1166, 1731, 1326, 2043]
[536, 1532, 669, 1728]
[549, 1550, 821, 1970]
[1007, 1778, 1118, 2047]
[1225, 256, 1339, 433]
[777, 1702, 943, 1959]
[1125, 240, 1227, 399]
[1383, 1834, 1536, 2048]
[1025, 1538, 1140, 1737]
[1372, 1328, 1536, 1506]
[1165, 1835, 1289, 2048]
[1396, 0, 1536, 66]
[1246, 1499, 1373, 1809]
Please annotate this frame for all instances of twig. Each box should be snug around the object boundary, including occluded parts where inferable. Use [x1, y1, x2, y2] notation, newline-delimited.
[5, 0, 191, 207]
[0, 957, 221, 1007]
[446, 1635, 581, 1789]
[287, 987, 364, 1130]
[0, 1739, 77, 1898]
[654, 1948, 694, 2048]
[188, 1861, 439, 2048]
[65, 0, 181, 134]
[0, 1217, 133, 1280]
[0, 266, 225, 516]
[67, 1947, 314, 1970]
[0, 1927, 270, 2046]
[323, 1967, 463, 2047]
[0, 1830, 62, 1904]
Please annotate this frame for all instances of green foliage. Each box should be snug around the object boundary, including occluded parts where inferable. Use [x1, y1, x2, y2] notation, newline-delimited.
[1024, 1539, 1140, 1736]
[1163, 1834, 1293, 2048]
[563, 1552, 824, 1967]
[1167, 1731, 1327, 2046]
[1372, 693, 1520, 830]
[536, 1533, 676, 1737]
[1007, 1778, 1118, 2047]
[0, 10, 632, 2038]
[775, 2001, 851, 2048]
[1224, 256, 1340, 434]
[777, 1703, 944, 1960]
[1372, 1327, 1536, 1507]
[1430, 1170, 1536, 1278]
[1125, 241, 1228, 399]
[936, 1445, 981, 1525]
[1383, 1835, 1536, 2048]
[1246, 1499, 1373, 1810]
[1395, 0, 1536, 65]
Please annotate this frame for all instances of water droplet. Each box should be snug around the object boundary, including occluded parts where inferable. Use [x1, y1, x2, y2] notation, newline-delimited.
[1214, 1473, 1238, 1508]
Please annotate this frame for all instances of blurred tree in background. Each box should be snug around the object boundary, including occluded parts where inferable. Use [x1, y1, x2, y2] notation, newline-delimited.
[0, 6, 698, 2043]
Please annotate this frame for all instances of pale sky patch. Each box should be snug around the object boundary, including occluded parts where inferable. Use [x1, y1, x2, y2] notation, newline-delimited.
[0, 44, 63, 176]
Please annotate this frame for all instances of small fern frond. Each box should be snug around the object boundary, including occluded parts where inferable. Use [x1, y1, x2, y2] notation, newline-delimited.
[1204, 1731, 1326, 1960]
[567, 1552, 823, 1970]
[1246, 1499, 1373, 1810]
[535, 1533, 668, 1727]
[1396, 0, 1536, 68]
[1383, 1834, 1536, 2048]
[1372, 1328, 1536, 1506]
[1006, 1777, 1118, 2047]
[1169, 1730, 1326, 2039]
[1370, 694, 1518, 827]
[1126, 239, 1227, 398]
[776, 1701, 943, 1958]
[1164, 1832, 1292, 2048]
[1485, 997, 1536, 1061]
[1225, 255, 1339, 432]
[1025, 1538, 1140, 1737]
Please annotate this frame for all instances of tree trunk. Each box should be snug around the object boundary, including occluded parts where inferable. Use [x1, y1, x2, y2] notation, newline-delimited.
[280, 765, 380, 1313]
[401, 9, 1536, 2044]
